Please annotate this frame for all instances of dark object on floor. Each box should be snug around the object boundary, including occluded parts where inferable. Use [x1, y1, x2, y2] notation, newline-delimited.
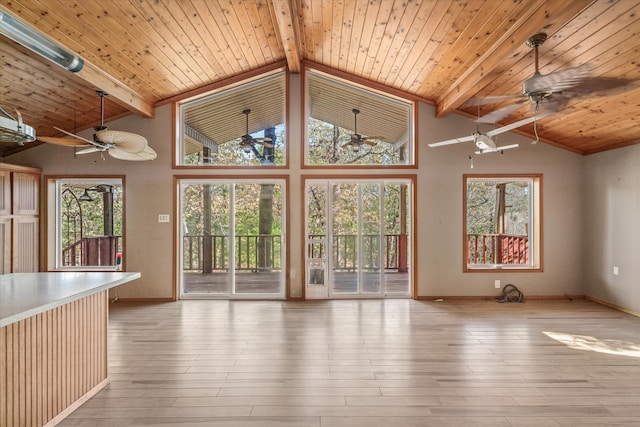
[497, 284, 525, 303]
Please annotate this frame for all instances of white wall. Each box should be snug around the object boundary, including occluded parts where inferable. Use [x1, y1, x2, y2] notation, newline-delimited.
[583, 145, 640, 313]
[6, 74, 596, 303]
[418, 103, 585, 298]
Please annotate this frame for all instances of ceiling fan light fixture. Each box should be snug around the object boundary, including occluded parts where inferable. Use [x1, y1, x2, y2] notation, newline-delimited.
[242, 145, 252, 154]
[0, 10, 84, 72]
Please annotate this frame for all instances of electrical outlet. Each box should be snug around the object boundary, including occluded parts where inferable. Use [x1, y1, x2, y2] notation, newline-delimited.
[495, 279, 501, 289]
[613, 266, 619, 276]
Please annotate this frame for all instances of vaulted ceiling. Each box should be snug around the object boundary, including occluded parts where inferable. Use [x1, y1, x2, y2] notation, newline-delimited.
[1, 0, 639, 158]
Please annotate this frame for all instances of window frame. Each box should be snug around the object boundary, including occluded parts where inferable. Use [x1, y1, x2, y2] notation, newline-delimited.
[45, 175, 125, 272]
[463, 174, 543, 272]
[303, 66, 416, 168]
[174, 69, 288, 169]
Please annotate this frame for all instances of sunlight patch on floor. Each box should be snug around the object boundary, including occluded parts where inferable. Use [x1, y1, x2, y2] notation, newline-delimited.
[544, 331, 640, 358]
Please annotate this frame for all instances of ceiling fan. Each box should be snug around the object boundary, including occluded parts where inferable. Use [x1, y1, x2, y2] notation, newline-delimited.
[474, 33, 638, 123]
[343, 109, 384, 151]
[429, 107, 552, 153]
[239, 109, 273, 153]
[38, 91, 157, 161]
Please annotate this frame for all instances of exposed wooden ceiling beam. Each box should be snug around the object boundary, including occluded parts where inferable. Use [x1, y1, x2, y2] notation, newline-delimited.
[433, 0, 594, 118]
[0, 4, 154, 118]
[76, 60, 155, 118]
[270, 0, 303, 73]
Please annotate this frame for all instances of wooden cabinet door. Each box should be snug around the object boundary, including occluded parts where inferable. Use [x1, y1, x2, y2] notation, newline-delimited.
[0, 217, 11, 274]
[0, 170, 10, 215]
[12, 216, 39, 272]
[12, 172, 39, 215]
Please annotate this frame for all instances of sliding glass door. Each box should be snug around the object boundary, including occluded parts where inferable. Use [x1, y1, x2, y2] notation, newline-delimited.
[306, 179, 412, 298]
[179, 179, 286, 299]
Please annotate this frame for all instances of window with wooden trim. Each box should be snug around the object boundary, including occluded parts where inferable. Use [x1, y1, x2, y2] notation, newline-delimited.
[176, 70, 287, 167]
[46, 177, 124, 271]
[464, 174, 542, 271]
[305, 68, 415, 167]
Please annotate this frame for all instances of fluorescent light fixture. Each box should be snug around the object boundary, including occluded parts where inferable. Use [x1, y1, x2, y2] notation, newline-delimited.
[0, 10, 83, 72]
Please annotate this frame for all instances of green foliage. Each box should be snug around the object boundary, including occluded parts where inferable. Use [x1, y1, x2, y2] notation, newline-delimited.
[60, 185, 123, 249]
[466, 180, 530, 236]
[182, 126, 286, 166]
[182, 183, 282, 236]
[307, 118, 401, 165]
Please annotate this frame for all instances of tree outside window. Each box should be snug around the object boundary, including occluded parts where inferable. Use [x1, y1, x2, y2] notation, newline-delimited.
[50, 178, 124, 270]
[464, 175, 542, 271]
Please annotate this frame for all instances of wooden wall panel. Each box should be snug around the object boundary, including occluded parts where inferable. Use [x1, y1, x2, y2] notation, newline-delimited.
[12, 172, 39, 216]
[12, 217, 39, 273]
[0, 218, 10, 274]
[0, 170, 10, 215]
[0, 291, 108, 427]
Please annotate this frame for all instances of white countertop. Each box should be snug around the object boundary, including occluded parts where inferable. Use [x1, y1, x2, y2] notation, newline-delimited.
[0, 272, 141, 327]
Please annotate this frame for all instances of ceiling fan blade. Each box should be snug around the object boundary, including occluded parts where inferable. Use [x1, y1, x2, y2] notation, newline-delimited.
[463, 95, 521, 107]
[109, 145, 157, 161]
[486, 112, 553, 137]
[76, 147, 102, 155]
[560, 77, 639, 99]
[96, 130, 147, 153]
[478, 101, 527, 123]
[428, 135, 475, 147]
[253, 136, 273, 142]
[254, 140, 274, 148]
[38, 136, 90, 147]
[524, 64, 592, 93]
[53, 126, 94, 145]
[475, 143, 520, 155]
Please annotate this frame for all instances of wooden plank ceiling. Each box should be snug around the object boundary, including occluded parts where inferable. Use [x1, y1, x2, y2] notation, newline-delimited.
[1, 0, 639, 157]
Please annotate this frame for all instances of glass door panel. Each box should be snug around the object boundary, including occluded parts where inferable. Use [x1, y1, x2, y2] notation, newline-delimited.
[179, 179, 285, 299]
[181, 183, 231, 296]
[361, 183, 382, 294]
[233, 183, 284, 296]
[330, 183, 358, 295]
[383, 183, 411, 295]
[305, 178, 412, 299]
[306, 183, 328, 298]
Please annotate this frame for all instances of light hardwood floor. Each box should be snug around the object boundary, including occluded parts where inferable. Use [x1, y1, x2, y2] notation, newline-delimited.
[59, 299, 640, 426]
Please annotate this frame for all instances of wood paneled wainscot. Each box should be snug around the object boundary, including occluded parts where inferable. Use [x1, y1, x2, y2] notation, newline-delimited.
[0, 272, 140, 426]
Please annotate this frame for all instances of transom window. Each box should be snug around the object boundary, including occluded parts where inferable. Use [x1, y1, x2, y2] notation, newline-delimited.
[305, 69, 414, 167]
[176, 70, 286, 167]
[464, 174, 542, 271]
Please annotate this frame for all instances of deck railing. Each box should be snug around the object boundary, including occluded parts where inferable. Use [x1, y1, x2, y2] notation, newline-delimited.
[308, 234, 405, 272]
[62, 236, 122, 266]
[183, 234, 407, 273]
[467, 233, 529, 265]
[183, 234, 281, 272]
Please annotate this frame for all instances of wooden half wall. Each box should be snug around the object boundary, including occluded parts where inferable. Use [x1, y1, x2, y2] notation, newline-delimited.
[0, 290, 109, 426]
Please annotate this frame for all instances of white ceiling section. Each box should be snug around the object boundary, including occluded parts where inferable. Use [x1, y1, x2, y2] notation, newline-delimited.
[306, 70, 412, 146]
[181, 71, 287, 147]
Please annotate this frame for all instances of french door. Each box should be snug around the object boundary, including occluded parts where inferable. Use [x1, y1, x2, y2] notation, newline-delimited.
[178, 179, 286, 299]
[305, 179, 412, 298]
